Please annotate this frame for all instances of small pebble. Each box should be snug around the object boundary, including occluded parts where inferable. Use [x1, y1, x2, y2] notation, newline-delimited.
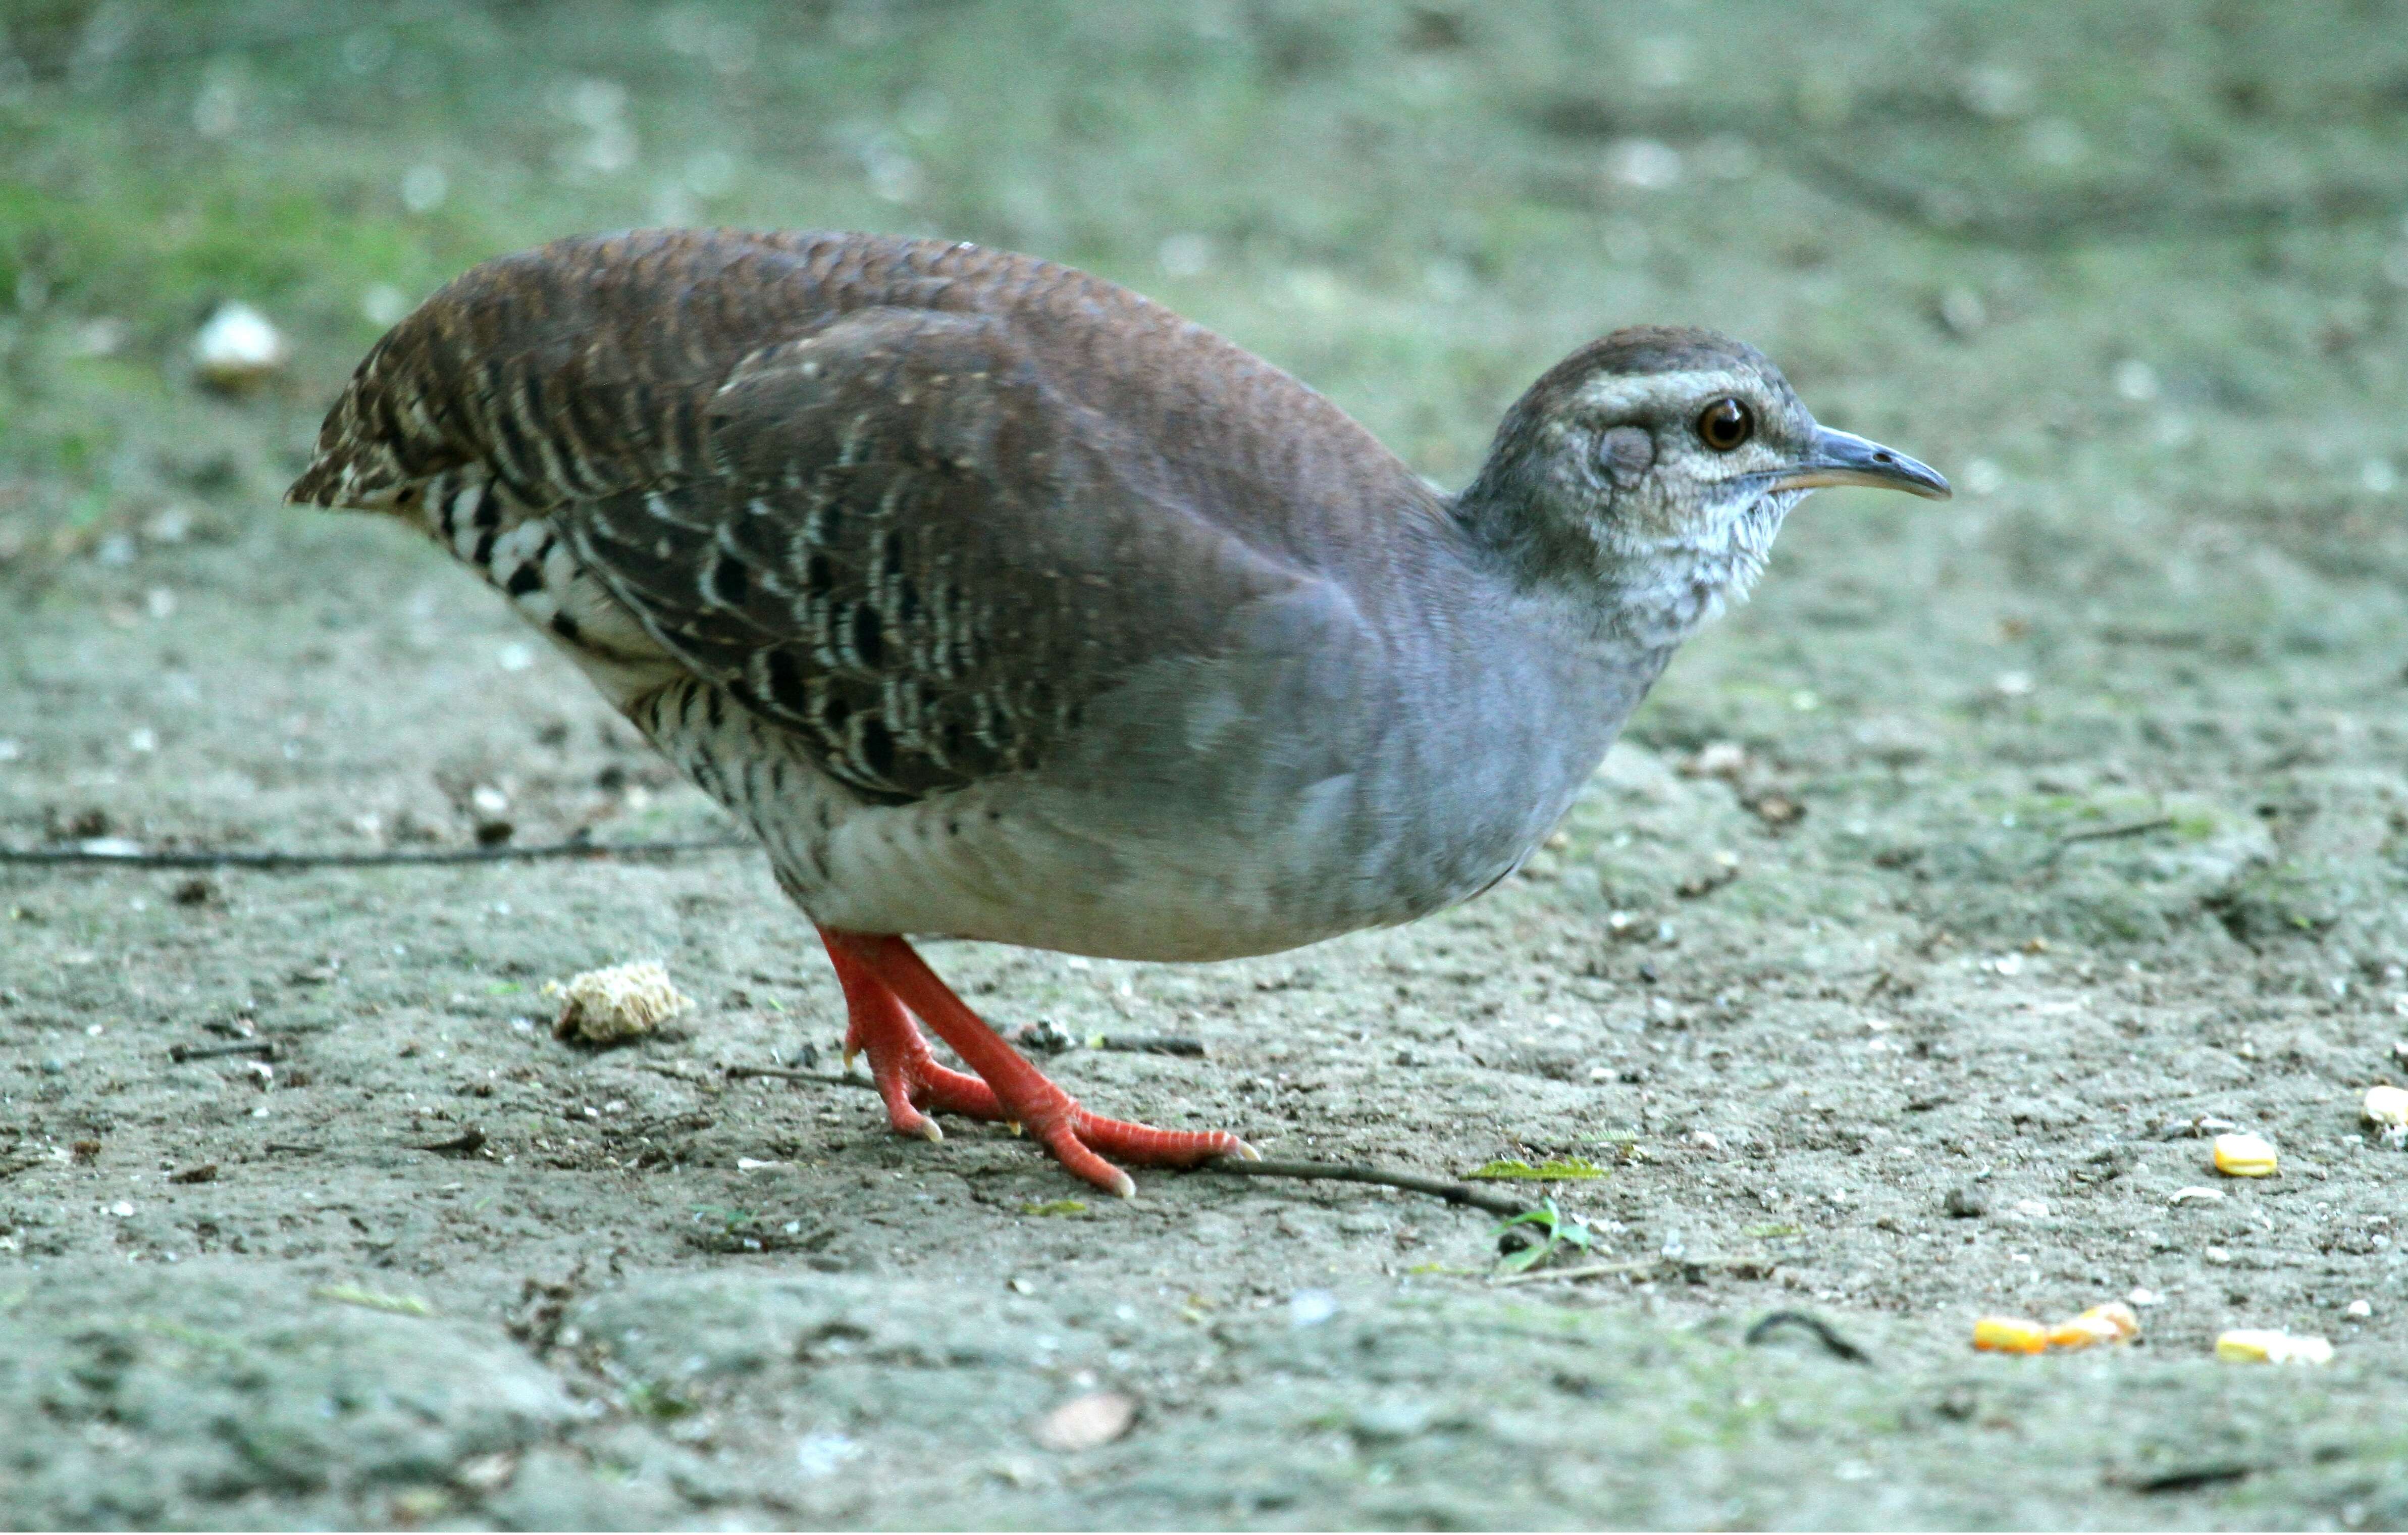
[1348, 1399, 1434, 1442]
[793, 1430, 864, 1479]
[1944, 1185, 1989, 1218]
[192, 301, 289, 390]
[1288, 1289, 1340, 1328]
[1683, 741, 1748, 779]
[2363, 1085, 2408, 1147]
[1034, 1391, 1136, 1453]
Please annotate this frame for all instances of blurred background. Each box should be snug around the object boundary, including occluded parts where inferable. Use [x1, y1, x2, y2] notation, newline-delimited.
[3, 0, 2407, 938]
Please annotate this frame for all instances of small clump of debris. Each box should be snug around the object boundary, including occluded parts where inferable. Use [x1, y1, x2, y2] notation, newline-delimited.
[192, 301, 289, 391]
[2363, 1084, 2408, 1148]
[545, 960, 693, 1046]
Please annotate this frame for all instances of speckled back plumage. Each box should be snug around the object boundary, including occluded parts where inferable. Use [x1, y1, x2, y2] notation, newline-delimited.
[293, 229, 1442, 807]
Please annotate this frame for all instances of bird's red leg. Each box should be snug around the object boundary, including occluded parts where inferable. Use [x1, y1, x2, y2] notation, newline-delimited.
[821, 930, 1000, 1141]
[818, 928, 1252, 1197]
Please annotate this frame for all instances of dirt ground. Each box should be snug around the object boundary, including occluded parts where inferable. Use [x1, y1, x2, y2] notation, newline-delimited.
[7, 1, 2408, 1528]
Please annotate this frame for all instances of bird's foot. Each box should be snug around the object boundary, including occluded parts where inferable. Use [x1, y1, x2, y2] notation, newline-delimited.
[827, 938, 1000, 1142]
[818, 926, 1253, 1196]
[1011, 1093, 1254, 1200]
[845, 1014, 1001, 1143]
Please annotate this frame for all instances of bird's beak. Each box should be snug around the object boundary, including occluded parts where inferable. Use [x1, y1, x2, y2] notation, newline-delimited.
[1773, 426, 1952, 500]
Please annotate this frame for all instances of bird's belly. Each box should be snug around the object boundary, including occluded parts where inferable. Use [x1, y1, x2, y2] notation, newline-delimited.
[626, 675, 1519, 962]
[802, 758, 1545, 963]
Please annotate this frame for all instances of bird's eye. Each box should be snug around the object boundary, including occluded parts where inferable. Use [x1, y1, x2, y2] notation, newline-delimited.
[1696, 397, 1753, 452]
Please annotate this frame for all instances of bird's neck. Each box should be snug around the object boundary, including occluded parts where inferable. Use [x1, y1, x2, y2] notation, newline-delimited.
[1452, 474, 1798, 652]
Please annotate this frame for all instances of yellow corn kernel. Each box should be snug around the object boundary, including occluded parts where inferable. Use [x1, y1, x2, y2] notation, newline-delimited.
[2215, 1328, 2334, 1365]
[2045, 1317, 2112, 1350]
[2047, 1302, 2141, 1350]
[1973, 1315, 2049, 1354]
[2085, 1301, 2141, 1341]
[2212, 1132, 2277, 1177]
[2363, 1085, 2408, 1130]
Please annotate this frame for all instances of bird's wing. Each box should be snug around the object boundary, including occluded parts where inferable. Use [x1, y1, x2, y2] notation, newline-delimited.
[572, 305, 1311, 804]
[286, 231, 1384, 804]
[288, 230, 971, 511]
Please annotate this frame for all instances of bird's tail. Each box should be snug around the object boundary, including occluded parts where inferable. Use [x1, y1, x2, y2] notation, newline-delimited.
[285, 312, 463, 513]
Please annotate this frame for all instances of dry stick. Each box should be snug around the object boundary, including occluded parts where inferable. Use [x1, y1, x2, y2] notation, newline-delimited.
[1194, 1157, 1531, 1217]
[2025, 813, 2180, 881]
[1090, 1034, 1208, 1058]
[1744, 1309, 1872, 1365]
[0, 836, 756, 871]
[1491, 1254, 1770, 1289]
[725, 1064, 844, 1085]
[167, 1039, 279, 1063]
[2057, 815, 2175, 847]
[720, 1064, 1533, 1216]
[1489, 1257, 1666, 1288]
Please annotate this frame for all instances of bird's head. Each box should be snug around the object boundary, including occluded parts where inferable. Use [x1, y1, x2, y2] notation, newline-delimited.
[1459, 326, 1949, 648]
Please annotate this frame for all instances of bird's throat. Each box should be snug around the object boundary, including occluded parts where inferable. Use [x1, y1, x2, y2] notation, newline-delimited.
[1589, 490, 1798, 649]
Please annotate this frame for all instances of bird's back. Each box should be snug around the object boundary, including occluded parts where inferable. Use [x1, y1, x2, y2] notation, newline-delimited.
[292, 229, 1441, 570]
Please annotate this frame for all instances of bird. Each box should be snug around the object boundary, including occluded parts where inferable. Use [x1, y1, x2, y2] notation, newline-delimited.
[289, 228, 1949, 1196]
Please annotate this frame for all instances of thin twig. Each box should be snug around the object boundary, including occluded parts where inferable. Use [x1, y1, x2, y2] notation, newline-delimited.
[0, 836, 755, 870]
[1490, 1254, 1772, 1288]
[1744, 1309, 1872, 1364]
[2058, 816, 2174, 846]
[1012, 1023, 1210, 1057]
[167, 1039, 279, 1063]
[2023, 813, 2180, 882]
[2120, 1464, 2259, 1495]
[1490, 1257, 1664, 1287]
[1195, 1157, 1532, 1217]
[1094, 1034, 1208, 1057]
[724, 1064, 863, 1086]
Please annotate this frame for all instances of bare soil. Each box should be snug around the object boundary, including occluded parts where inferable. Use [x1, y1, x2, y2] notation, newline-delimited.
[5, 2, 2408, 1527]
